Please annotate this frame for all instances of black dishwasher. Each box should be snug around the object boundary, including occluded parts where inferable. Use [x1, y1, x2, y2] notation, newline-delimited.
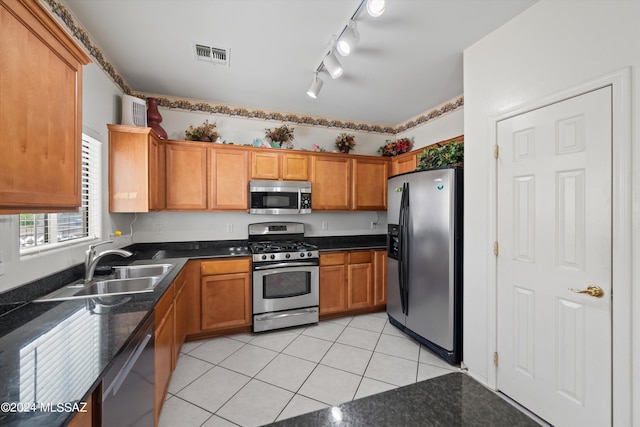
[102, 312, 154, 426]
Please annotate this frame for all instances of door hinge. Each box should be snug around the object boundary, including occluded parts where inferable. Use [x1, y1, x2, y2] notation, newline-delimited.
[494, 352, 499, 367]
[493, 242, 499, 256]
[494, 145, 499, 159]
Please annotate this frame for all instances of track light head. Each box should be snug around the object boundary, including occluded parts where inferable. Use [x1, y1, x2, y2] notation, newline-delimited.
[336, 21, 360, 57]
[323, 52, 344, 79]
[306, 73, 324, 98]
[366, 0, 386, 17]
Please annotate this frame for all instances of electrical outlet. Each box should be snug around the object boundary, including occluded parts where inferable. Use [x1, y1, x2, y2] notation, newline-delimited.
[155, 224, 163, 235]
[322, 221, 328, 230]
[227, 224, 234, 233]
[370, 221, 376, 229]
[0, 251, 4, 276]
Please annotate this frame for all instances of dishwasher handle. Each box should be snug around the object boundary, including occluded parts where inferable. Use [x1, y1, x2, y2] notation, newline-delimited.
[104, 327, 153, 398]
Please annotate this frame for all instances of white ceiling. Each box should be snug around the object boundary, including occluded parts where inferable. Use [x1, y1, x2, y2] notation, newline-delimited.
[62, 0, 537, 126]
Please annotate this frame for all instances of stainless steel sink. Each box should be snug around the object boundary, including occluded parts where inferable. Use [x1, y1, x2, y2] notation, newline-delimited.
[112, 264, 173, 279]
[72, 277, 160, 298]
[34, 262, 174, 302]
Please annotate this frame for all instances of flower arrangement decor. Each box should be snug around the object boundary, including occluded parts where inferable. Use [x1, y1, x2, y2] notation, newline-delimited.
[335, 133, 356, 153]
[378, 137, 413, 156]
[265, 124, 295, 149]
[416, 141, 464, 170]
[185, 120, 219, 142]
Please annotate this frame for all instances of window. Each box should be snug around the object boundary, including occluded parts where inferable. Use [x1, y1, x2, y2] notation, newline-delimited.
[19, 135, 101, 253]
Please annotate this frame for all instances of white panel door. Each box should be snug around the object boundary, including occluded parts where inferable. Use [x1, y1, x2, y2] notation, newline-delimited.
[496, 87, 611, 426]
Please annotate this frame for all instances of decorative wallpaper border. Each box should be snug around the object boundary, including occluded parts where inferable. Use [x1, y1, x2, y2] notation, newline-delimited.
[44, 0, 463, 135]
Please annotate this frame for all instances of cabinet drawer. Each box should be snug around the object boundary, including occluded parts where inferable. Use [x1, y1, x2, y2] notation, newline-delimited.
[320, 252, 346, 266]
[348, 251, 372, 264]
[201, 258, 251, 275]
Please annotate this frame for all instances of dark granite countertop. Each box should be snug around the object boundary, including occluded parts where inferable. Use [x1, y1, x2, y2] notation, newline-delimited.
[0, 234, 386, 426]
[268, 372, 540, 427]
[0, 258, 187, 427]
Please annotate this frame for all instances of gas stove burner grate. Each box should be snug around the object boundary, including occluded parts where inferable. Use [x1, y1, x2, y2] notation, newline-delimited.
[248, 241, 318, 254]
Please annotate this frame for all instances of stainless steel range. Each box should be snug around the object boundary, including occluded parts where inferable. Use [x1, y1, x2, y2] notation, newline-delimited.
[248, 222, 319, 332]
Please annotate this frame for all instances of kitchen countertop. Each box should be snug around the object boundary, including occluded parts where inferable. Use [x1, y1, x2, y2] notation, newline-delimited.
[0, 234, 387, 426]
[267, 372, 540, 427]
[0, 257, 187, 427]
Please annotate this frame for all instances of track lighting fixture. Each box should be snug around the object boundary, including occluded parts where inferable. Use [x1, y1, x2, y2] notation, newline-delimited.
[366, 0, 386, 17]
[306, 73, 324, 98]
[305, 0, 385, 98]
[323, 51, 344, 79]
[336, 20, 359, 57]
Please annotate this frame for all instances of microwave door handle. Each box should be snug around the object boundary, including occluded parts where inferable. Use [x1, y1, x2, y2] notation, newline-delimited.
[298, 189, 302, 213]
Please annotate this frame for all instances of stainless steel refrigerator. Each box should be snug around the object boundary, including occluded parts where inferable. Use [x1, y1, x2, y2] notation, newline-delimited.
[386, 166, 463, 364]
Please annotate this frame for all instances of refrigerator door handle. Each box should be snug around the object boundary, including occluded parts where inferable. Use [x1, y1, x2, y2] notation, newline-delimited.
[398, 182, 406, 314]
[403, 181, 410, 316]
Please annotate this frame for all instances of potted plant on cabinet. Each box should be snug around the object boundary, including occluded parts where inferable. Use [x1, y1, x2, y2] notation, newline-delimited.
[378, 137, 413, 157]
[335, 133, 356, 153]
[265, 124, 295, 149]
[416, 141, 464, 170]
[184, 120, 219, 142]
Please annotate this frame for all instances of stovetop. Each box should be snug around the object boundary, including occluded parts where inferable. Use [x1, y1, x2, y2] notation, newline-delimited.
[248, 240, 319, 263]
[248, 241, 318, 253]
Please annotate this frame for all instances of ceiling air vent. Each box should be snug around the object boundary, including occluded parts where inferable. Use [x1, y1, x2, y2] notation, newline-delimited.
[193, 42, 230, 66]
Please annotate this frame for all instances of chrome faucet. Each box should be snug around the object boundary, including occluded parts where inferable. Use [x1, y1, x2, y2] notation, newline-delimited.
[85, 241, 133, 282]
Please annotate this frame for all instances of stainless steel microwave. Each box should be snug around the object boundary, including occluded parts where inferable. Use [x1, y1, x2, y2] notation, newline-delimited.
[249, 180, 312, 214]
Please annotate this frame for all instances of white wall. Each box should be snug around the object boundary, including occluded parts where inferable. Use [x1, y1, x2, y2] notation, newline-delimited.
[160, 108, 390, 156]
[397, 108, 464, 149]
[463, 0, 639, 422]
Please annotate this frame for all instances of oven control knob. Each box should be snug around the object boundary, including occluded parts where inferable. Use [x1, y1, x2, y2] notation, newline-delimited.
[307, 252, 312, 257]
[300, 253, 305, 257]
[285, 254, 291, 259]
[261, 255, 267, 260]
[270, 254, 276, 260]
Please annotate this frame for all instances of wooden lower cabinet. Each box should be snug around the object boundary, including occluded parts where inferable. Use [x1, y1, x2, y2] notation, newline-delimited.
[373, 250, 387, 306]
[200, 258, 252, 332]
[154, 297, 174, 426]
[319, 253, 347, 315]
[347, 251, 373, 309]
[68, 391, 97, 427]
[201, 272, 251, 330]
[320, 250, 385, 317]
[172, 270, 188, 368]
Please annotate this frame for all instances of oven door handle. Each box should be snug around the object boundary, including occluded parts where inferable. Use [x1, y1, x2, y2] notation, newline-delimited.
[255, 308, 318, 321]
[254, 261, 318, 270]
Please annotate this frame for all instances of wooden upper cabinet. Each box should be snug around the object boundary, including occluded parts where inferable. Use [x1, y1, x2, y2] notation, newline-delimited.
[251, 151, 309, 181]
[165, 142, 207, 210]
[0, 0, 90, 213]
[352, 158, 388, 210]
[281, 153, 309, 180]
[310, 155, 351, 210]
[109, 125, 165, 212]
[209, 147, 249, 210]
[391, 152, 418, 177]
[251, 151, 280, 180]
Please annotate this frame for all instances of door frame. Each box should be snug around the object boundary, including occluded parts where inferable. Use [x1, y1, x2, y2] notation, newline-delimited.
[487, 68, 633, 425]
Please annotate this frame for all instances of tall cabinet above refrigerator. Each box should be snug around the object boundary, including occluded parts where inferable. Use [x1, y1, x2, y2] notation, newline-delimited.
[387, 166, 463, 364]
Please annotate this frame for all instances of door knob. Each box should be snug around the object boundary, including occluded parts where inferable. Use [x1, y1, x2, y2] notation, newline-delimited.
[569, 285, 604, 298]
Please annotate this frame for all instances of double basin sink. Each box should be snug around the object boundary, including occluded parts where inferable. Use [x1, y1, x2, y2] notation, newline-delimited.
[34, 264, 174, 302]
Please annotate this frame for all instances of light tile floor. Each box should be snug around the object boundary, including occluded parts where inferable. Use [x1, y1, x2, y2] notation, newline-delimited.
[159, 312, 460, 427]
